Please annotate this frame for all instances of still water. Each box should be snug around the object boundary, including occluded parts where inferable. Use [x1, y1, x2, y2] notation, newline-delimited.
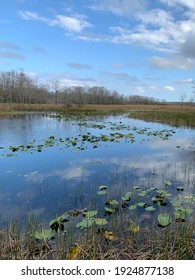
[0, 113, 195, 227]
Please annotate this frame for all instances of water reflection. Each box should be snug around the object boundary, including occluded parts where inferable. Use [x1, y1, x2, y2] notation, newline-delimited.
[0, 113, 194, 226]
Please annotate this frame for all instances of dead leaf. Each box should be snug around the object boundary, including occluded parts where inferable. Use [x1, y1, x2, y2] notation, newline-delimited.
[67, 245, 81, 259]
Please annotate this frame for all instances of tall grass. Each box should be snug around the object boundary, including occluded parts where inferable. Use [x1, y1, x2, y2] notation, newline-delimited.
[0, 215, 194, 260]
[129, 111, 195, 127]
[1, 103, 195, 116]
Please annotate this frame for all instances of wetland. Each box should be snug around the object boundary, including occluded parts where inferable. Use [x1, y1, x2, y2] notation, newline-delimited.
[0, 109, 195, 259]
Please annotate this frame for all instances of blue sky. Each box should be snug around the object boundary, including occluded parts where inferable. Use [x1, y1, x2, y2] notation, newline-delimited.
[0, 0, 195, 101]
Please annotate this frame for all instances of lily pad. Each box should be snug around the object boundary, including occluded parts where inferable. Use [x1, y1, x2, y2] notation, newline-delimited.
[175, 207, 193, 221]
[137, 202, 147, 207]
[128, 224, 140, 233]
[157, 213, 172, 227]
[129, 204, 137, 210]
[105, 200, 119, 207]
[97, 185, 108, 195]
[133, 185, 141, 190]
[76, 218, 94, 229]
[83, 210, 97, 218]
[35, 228, 55, 241]
[49, 213, 69, 231]
[105, 207, 117, 213]
[122, 192, 132, 201]
[145, 206, 156, 211]
[95, 218, 108, 226]
[164, 180, 172, 186]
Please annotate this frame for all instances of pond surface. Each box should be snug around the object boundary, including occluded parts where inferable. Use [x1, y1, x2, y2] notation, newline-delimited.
[0, 113, 195, 228]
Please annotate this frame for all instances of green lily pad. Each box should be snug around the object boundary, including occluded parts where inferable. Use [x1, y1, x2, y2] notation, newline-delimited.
[157, 213, 172, 227]
[122, 192, 132, 201]
[76, 218, 94, 229]
[83, 210, 97, 218]
[95, 218, 108, 226]
[105, 207, 117, 213]
[145, 206, 156, 211]
[49, 213, 69, 231]
[105, 200, 119, 206]
[35, 228, 55, 241]
[137, 202, 147, 207]
[164, 180, 172, 186]
[133, 185, 141, 190]
[138, 191, 147, 197]
[129, 204, 137, 210]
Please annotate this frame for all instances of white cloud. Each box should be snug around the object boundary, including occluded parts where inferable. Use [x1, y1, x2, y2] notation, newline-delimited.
[174, 78, 193, 83]
[49, 15, 93, 32]
[59, 77, 99, 88]
[160, 0, 195, 9]
[19, 11, 48, 22]
[150, 55, 195, 69]
[137, 9, 173, 26]
[149, 86, 157, 90]
[163, 85, 175, 91]
[19, 10, 93, 33]
[85, 2, 195, 61]
[109, 10, 195, 53]
[78, 33, 111, 42]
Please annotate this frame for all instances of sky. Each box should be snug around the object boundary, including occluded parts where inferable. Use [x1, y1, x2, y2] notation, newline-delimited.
[0, 0, 195, 102]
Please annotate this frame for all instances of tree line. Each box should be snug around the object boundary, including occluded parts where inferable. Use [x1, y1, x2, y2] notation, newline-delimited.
[0, 70, 161, 105]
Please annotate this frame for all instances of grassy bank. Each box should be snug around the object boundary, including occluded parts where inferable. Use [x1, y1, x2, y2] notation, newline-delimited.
[129, 110, 195, 127]
[1, 102, 195, 115]
[0, 214, 194, 260]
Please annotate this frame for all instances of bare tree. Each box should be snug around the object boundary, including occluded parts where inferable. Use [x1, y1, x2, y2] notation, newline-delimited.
[179, 93, 186, 108]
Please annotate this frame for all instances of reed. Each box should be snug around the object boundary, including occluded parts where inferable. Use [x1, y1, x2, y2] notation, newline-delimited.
[0, 215, 194, 260]
[129, 110, 195, 127]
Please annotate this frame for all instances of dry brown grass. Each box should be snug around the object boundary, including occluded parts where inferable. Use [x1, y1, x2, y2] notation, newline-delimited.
[1, 103, 195, 115]
[84, 104, 195, 112]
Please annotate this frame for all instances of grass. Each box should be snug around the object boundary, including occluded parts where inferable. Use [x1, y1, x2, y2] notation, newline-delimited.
[129, 110, 195, 127]
[1, 103, 195, 127]
[0, 215, 194, 260]
[0, 103, 126, 116]
[0, 102, 195, 114]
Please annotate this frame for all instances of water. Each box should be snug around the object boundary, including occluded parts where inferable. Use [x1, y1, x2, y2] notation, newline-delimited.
[0, 113, 195, 227]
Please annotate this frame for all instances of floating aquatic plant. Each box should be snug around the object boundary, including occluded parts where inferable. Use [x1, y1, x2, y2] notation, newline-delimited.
[34, 228, 55, 241]
[49, 213, 69, 231]
[157, 213, 172, 227]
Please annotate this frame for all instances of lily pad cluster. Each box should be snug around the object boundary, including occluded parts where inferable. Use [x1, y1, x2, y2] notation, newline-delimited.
[0, 123, 176, 157]
[32, 179, 194, 260]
